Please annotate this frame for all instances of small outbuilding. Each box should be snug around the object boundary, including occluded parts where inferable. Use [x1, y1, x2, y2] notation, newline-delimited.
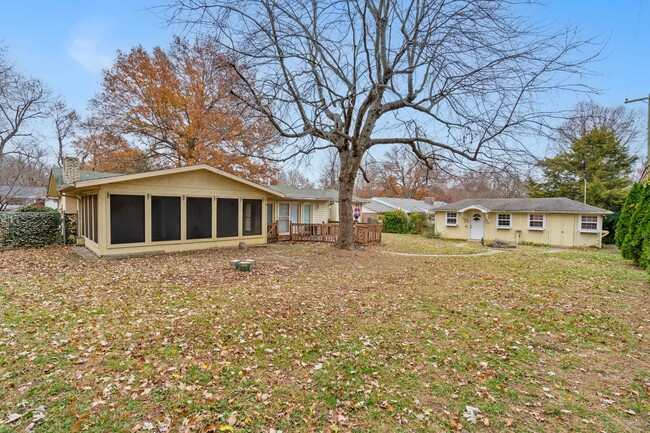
[434, 198, 612, 248]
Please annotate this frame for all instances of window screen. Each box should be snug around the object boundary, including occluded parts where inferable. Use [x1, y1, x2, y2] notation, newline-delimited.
[92, 195, 98, 242]
[152, 196, 181, 242]
[217, 198, 239, 238]
[187, 197, 212, 239]
[110, 195, 145, 244]
[243, 199, 262, 236]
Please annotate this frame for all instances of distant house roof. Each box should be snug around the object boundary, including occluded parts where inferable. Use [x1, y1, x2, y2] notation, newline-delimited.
[435, 198, 612, 215]
[51, 167, 123, 190]
[0, 186, 47, 199]
[268, 185, 370, 202]
[363, 201, 393, 214]
[365, 197, 447, 214]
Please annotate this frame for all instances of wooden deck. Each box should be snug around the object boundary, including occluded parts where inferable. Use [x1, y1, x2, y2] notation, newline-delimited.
[267, 222, 382, 244]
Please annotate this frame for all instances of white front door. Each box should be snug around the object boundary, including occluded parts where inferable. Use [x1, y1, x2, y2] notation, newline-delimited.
[469, 212, 484, 240]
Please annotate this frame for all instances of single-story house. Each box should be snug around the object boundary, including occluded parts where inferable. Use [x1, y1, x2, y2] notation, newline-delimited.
[0, 186, 57, 210]
[434, 198, 612, 248]
[47, 158, 372, 257]
[362, 197, 447, 223]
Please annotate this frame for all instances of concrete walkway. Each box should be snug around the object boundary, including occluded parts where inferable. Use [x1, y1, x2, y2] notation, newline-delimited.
[382, 249, 504, 258]
[71, 246, 99, 262]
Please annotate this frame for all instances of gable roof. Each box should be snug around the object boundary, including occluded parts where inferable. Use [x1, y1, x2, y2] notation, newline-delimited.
[367, 197, 447, 214]
[267, 185, 370, 202]
[56, 165, 284, 197]
[50, 167, 123, 190]
[436, 198, 612, 214]
[0, 186, 47, 199]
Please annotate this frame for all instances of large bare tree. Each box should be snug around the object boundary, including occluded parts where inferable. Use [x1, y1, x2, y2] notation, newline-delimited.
[0, 47, 50, 168]
[165, 0, 596, 248]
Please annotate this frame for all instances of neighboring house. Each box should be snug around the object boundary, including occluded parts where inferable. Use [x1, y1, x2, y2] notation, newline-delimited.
[267, 185, 369, 231]
[435, 198, 612, 248]
[0, 185, 56, 210]
[47, 158, 372, 257]
[362, 197, 447, 223]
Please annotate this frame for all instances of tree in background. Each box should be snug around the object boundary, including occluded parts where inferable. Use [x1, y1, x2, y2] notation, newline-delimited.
[446, 165, 528, 201]
[0, 46, 51, 209]
[356, 147, 445, 199]
[74, 118, 151, 174]
[529, 126, 637, 212]
[274, 169, 315, 188]
[0, 46, 50, 168]
[52, 100, 80, 167]
[166, 0, 596, 249]
[615, 182, 643, 248]
[555, 101, 641, 151]
[84, 37, 278, 182]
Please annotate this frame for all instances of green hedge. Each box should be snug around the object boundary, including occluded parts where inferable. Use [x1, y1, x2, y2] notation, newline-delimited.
[382, 210, 410, 233]
[381, 210, 430, 234]
[0, 212, 62, 248]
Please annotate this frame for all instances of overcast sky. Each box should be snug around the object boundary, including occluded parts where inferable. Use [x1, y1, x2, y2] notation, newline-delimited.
[2, 0, 649, 165]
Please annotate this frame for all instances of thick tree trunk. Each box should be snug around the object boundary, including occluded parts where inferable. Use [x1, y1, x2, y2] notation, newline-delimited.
[335, 150, 362, 250]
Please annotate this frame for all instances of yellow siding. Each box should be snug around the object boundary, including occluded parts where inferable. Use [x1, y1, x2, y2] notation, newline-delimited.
[68, 170, 278, 257]
[435, 211, 604, 248]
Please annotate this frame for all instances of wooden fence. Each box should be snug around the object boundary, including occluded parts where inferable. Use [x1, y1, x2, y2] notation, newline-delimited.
[267, 222, 381, 244]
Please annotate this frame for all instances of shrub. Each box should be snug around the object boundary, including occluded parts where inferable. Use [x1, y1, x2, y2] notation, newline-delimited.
[0, 211, 61, 248]
[615, 183, 643, 247]
[409, 212, 429, 234]
[602, 212, 618, 245]
[422, 227, 440, 239]
[382, 210, 409, 233]
[620, 184, 650, 264]
[17, 204, 57, 213]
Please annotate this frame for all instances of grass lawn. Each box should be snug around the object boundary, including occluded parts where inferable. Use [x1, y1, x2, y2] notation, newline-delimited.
[382, 233, 489, 255]
[0, 236, 648, 432]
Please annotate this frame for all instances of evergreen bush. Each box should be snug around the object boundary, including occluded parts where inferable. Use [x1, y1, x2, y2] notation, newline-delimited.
[620, 184, 650, 264]
[615, 183, 643, 247]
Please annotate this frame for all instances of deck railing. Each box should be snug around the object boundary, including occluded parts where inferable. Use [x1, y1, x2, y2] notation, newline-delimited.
[267, 222, 279, 242]
[266, 222, 381, 244]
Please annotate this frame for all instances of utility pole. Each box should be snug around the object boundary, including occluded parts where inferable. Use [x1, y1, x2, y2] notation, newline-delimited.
[582, 159, 587, 204]
[624, 94, 650, 180]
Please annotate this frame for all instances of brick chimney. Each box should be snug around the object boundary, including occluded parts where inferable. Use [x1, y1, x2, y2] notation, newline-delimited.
[424, 196, 436, 205]
[62, 157, 80, 184]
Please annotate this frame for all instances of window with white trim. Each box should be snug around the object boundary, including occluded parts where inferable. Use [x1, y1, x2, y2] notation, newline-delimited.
[446, 212, 458, 226]
[528, 214, 545, 230]
[580, 215, 599, 232]
[496, 213, 512, 229]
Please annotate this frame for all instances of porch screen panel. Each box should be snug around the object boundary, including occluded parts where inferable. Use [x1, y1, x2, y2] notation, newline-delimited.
[243, 199, 262, 236]
[110, 195, 145, 244]
[152, 196, 181, 242]
[187, 197, 212, 239]
[92, 195, 98, 242]
[217, 198, 239, 238]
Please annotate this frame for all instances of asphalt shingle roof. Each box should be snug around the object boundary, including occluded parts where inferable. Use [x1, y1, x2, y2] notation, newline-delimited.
[435, 198, 612, 214]
[0, 186, 47, 199]
[51, 167, 123, 189]
[268, 185, 369, 202]
[367, 197, 447, 214]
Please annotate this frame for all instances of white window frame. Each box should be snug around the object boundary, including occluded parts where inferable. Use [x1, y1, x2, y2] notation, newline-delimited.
[528, 214, 545, 231]
[579, 215, 599, 233]
[496, 213, 512, 229]
[446, 212, 458, 226]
